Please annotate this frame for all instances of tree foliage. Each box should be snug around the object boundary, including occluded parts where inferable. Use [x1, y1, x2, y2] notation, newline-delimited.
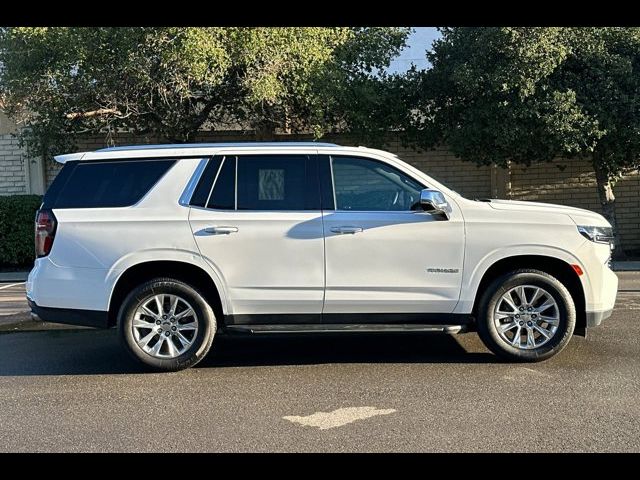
[407, 27, 640, 255]
[0, 27, 410, 156]
[0, 195, 42, 267]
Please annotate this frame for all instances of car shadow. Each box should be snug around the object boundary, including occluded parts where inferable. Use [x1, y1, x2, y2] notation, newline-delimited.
[0, 328, 495, 377]
[199, 332, 495, 368]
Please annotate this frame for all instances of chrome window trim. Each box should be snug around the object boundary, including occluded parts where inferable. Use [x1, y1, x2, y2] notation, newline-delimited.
[330, 210, 428, 215]
[178, 157, 209, 207]
[189, 205, 321, 214]
[329, 155, 338, 210]
[234, 155, 238, 210]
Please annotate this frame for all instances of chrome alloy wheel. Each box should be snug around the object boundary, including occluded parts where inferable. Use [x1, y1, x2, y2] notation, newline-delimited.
[493, 285, 560, 350]
[132, 294, 199, 359]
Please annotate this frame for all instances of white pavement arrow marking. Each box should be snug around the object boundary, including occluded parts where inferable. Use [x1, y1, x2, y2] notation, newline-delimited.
[283, 406, 396, 430]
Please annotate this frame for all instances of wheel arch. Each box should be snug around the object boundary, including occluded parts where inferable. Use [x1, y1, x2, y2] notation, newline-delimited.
[471, 255, 587, 336]
[108, 260, 226, 328]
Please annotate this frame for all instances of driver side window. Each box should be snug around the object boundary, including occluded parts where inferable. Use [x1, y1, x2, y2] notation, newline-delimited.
[331, 156, 424, 211]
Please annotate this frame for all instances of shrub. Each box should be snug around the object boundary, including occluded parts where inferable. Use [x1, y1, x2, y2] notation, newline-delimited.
[0, 195, 42, 268]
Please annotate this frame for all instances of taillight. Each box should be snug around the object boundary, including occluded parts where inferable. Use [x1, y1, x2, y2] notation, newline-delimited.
[35, 209, 57, 258]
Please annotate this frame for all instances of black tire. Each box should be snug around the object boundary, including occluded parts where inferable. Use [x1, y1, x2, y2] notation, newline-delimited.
[118, 278, 216, 371]
[477, 269, 576, 362]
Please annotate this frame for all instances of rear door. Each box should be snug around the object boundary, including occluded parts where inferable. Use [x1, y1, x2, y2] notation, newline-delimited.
[188, 153, 325, 323]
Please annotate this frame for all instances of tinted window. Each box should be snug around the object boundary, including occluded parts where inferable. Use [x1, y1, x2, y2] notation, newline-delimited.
[207, 156, 236, 210]
[331, 156, 423, 211]
[42, 160, 76, 209]
[190, 156, 222, 207]
[52, 159, 176, 209]
[237, 155, 308, 211]
[318, 155, 335, 210]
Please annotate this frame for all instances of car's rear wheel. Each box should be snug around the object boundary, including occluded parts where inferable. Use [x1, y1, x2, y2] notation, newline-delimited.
[477, 269, 576, 362]
[118, 278, 216, 371]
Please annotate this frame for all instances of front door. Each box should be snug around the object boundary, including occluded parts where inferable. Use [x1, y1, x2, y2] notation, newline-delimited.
[189, 153, 325, 322]
[321, 155, 464, 318]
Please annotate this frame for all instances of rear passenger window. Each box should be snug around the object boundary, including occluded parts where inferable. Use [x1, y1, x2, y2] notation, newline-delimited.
[51, 159, 176, 209]
[237, 155, 307, 211]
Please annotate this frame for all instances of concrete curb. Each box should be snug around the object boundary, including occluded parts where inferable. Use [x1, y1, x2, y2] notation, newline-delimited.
[0, 271, 29, 282]
[0, 311, 32, 331]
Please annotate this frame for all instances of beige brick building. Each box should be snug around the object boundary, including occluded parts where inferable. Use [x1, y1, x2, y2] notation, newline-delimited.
[1, 112, 639, 255]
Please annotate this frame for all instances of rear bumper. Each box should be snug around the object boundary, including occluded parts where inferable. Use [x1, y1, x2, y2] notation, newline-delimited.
[586, 308, 613, 328]
[28, 298, 109, 329]
[26, 258, 113, 312]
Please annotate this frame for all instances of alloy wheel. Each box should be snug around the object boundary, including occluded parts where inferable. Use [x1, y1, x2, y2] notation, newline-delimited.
[493, 285, 560, 350]
[131, 294, 199, 359]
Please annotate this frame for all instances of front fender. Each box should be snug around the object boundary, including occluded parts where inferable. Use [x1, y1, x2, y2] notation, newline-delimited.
[453, 243, 589, 314]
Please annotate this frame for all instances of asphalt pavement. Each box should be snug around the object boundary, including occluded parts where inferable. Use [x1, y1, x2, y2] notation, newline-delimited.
[0, 282, 29, 316]
[0, 277, 638, 452]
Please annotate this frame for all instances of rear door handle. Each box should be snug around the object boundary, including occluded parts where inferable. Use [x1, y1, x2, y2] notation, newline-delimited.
[330, 226, 363, 235]
[204, 226, 238, 235]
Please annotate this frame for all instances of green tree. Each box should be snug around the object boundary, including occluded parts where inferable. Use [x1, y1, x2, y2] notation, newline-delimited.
[408, 27, 640, 256]
[0, 27, 409, 156]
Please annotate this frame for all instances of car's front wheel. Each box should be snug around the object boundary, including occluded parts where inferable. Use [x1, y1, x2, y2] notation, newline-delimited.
[118, 278, 216, 371]
[477, 269, 576, 362]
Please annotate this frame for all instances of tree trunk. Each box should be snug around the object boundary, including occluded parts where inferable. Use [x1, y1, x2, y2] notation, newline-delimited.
[593, 161, 627, 260]
[255, 122, 276, 141]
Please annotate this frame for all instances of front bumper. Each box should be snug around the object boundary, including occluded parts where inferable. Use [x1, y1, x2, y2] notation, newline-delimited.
[28, 298, 109, 329]
[586, 308, 613, 328]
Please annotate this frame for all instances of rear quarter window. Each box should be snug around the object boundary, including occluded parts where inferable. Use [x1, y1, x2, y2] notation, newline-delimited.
[46, 159, 176, 209]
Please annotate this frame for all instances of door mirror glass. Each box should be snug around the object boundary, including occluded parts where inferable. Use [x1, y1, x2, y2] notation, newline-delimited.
[420, 189, 451, 219]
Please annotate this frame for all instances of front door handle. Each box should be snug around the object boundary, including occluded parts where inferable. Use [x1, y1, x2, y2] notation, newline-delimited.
[330, 226, 363, 235]
[204, 226, 238, 235]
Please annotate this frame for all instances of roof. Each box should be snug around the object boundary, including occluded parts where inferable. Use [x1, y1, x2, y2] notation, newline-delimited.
[54, 141, 344, 163]
[52, 141, 400, 164]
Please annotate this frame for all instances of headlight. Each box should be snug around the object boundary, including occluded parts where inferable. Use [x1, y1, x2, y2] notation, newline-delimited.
[577, 225, 614, 244]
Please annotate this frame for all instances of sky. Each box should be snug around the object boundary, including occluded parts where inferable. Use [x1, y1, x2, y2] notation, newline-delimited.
[388, 27, 441, 74]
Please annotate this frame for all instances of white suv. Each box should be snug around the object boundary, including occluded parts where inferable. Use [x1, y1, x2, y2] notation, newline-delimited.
[26, 142, 618, 371]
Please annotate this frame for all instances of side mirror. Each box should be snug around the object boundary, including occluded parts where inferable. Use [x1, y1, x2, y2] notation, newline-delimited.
[420, 189, 451, 219]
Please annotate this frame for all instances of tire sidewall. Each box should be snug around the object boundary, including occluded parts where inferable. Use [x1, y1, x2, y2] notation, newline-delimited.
[118, 279, 216, 371]
[479, 271, 576, 361]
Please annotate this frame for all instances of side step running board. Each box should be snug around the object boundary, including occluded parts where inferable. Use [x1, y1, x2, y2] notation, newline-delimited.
[225, 324, 467, 334]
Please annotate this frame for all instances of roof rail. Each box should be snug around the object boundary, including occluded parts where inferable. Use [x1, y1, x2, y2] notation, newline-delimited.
[96, 141, 340, 152]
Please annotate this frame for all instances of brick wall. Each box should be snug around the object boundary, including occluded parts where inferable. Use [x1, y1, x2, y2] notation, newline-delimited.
[381, 142, 493, 199]
[0, 134, 27, 195]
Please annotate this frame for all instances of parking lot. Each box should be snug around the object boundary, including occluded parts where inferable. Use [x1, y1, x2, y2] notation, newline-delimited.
[0, 276, 638, 452]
